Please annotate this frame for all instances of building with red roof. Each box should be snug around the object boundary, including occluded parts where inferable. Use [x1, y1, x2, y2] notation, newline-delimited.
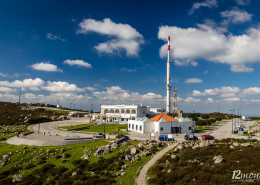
[128, 113, 195, 134]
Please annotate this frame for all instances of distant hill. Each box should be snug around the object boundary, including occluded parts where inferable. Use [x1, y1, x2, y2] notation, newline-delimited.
[0, 101, 68, 125]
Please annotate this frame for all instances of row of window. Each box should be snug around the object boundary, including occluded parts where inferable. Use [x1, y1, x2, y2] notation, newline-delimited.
[128, 124, 142, 131]
[104, 109, 136, 114]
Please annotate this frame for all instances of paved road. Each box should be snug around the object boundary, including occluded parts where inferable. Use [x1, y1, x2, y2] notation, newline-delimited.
[7, 118, 98, 146]
[209, 119, 260, 141]
[7, 118, 259, 146]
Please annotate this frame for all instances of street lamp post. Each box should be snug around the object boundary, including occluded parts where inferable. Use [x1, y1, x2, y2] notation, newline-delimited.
[230, 110, 233, 134]
[103, 122, 106, 138]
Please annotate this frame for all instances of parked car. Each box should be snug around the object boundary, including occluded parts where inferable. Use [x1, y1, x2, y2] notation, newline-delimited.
[115, 134, 129, 140]
[184, 134, 198, 140]
[93, 133, 105, 138]
[158, 135, 174, 141]
[201, 134, 214, 140]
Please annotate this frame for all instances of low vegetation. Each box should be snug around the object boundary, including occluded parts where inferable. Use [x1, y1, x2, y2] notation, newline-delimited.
[0, 139, 166, 185]
[0, 101, 68, 126]
[61, 123, 128, 135]
[0, 125, 28, 141]
[148, 139, 260, 185]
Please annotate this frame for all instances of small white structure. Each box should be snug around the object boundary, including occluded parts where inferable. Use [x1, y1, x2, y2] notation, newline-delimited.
[128, 113, 195, 134]
[241, 116, 252, 121]
[100, 104, 149, 123]
[149, 108, 165, 113]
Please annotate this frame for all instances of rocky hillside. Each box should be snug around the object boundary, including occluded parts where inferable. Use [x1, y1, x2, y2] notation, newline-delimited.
[148, 139, 259, 185]
[0, 101, 68, 125]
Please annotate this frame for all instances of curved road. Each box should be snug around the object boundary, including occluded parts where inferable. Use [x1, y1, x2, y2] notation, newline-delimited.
[7, 118, 259, 146]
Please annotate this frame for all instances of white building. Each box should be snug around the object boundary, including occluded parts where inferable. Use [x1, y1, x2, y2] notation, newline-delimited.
[100, 105, 149, 124]
[128, 113, 195, 134]
[149, 108, 165, 113]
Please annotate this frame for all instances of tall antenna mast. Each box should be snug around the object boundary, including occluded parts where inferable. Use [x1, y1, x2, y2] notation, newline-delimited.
[166, 36, 171, 114]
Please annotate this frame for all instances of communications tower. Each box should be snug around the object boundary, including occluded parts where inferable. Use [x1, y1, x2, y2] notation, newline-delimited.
[166, 36, 171, 114]
[172, 89, 178, 114]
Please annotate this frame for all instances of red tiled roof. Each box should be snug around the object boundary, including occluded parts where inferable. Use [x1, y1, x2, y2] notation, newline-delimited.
[150, 113, 178, 122]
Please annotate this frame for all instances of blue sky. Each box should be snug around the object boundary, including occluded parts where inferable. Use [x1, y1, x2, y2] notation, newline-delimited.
[0, 0, 260, 116]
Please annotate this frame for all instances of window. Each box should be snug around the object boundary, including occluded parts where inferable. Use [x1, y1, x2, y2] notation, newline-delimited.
[140, 126, 142, 131]
[189, 127, 192, 130]
[136, 125, 138, 130]
[131, 116, 136, 120]
[110, 109, 114, 113]
[115, 109, 119, 113]
[129, 124, 131, 128]
[131, 109, 136, 114]
[132, 124, 134, 129]
[104, 109, 108, 113]
[126, 109, 130, 114]
[160, 127, 163, 131]
[121, 109, 125, 113]
[121, 118, 124, 122]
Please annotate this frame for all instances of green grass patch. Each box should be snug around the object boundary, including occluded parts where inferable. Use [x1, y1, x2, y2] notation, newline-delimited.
[116, 155, 151, 185]
[116, 129, 129, 135]
[243, 132, 253, 136]
[60, 123, 95, 131]
[195, 126, 211, 131]
[61, 123, 128, 134]
[46, 109, 70, 115]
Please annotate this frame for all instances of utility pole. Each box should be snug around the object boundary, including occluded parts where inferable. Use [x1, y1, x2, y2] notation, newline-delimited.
[18, 88, 22, 104]
[230, 110, 233, 134]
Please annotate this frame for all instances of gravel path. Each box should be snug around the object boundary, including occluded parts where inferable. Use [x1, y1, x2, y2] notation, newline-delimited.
[135, 142, 179, 185]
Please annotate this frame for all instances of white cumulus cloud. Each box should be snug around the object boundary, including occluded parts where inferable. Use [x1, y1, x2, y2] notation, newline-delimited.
[221, 8, 253, 25]
[42, 81, 84, 92]
[189, 0, 218, 14]
[235, 0, 250, 6]
[184, 97, 202, 103]
[242, 87, 260, 95]
[77, 18, 144, 57]
[158, 24, 260, 73]
[185, 78, 203, 83]
[0, 72, 8, 77]
[0, 78, 45, 91]
[0, 87, 16, 92]
[31, 62, 63, 72]
[64, 59, 92, 68]
[93, 86, 163, 104]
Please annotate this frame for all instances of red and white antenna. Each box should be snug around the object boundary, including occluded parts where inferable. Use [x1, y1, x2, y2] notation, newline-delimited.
[166, 36, 171, 114]
[168, 36, 170, 50]
[172, 89, 178, 114]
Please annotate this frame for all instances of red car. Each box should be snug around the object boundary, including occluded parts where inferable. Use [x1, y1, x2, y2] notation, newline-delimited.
[201, 134, 214, 140]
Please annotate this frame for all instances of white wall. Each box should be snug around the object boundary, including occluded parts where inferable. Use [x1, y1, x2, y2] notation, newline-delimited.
[128, 120, 195, 134]
[144, 120, 154, 133]
[180, 121, 194, 134]
[158, 122, 172, 134]
[128, 120, 145, 133]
